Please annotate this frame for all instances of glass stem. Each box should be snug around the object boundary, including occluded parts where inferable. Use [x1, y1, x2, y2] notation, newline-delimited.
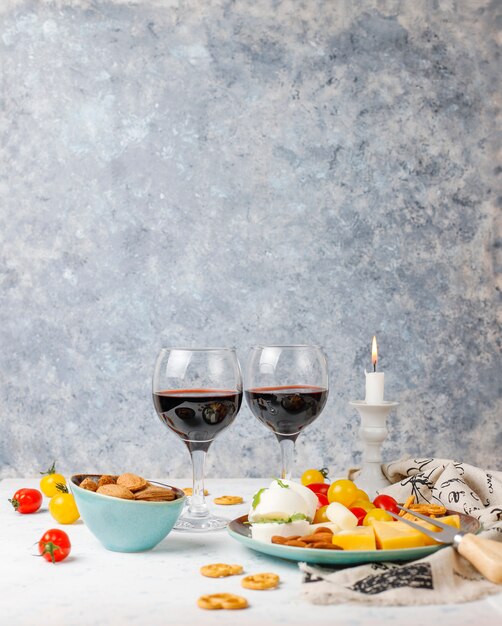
[279, 438, 295, 480]
[188, 449, 209, 517]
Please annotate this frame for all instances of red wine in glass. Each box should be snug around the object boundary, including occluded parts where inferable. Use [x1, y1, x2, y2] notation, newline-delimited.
[153, 389, 242, 452]
[244, 385, 328, 442]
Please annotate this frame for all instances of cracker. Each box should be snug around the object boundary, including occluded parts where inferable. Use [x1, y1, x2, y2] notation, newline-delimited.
[97, 475, 117, 488]
[80, 477, 98, 492]
[134, 485, 175, 501]
[116, 473, 147, 493]
[97, 484, 135, 500]
[409, 503, 447, 516]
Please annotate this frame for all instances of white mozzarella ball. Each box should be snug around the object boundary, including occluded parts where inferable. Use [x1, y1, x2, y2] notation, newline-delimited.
[268, 479, 318, 520]
[248, 487, 312, 522]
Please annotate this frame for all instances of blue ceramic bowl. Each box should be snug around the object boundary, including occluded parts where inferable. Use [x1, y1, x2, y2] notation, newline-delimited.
[70, 475, 186, 552]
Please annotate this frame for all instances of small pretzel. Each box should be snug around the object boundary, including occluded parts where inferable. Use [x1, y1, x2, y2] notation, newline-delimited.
[200, 563, 243, 578]
[213, 495, 243, 505]
[183, 487, 209, 496]
[197, 593, 248, 610]
[241, 573, 280, 590]
[284, 539, 307, 547]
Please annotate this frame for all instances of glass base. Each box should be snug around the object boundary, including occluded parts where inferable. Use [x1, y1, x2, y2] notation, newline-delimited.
[174, 512, 229, 532]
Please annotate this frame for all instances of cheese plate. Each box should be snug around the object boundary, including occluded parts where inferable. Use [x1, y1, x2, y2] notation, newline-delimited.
[227, 511, 480, 565]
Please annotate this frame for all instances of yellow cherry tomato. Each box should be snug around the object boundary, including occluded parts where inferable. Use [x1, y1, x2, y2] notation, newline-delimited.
[327, 479, 357, 507]
[351, 499, 375, 512]
[301, 468, 328, 486]
[354, 488, 370, 501]
[313, 505, 329, 524]
[40, 461, 67, 497]
[362, 508, 393, 526]
[49, 487, 80, 524]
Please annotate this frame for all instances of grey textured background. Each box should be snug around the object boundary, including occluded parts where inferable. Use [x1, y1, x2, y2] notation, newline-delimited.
[1, 0, 500, 478]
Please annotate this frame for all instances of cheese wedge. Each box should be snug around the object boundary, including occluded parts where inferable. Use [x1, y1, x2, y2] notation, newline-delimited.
[407, 514, 461, 546]
[331, 527, 376, 551]
[372, 521, 426, 550]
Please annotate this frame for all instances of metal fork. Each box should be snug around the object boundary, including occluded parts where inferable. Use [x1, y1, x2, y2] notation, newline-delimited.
[385, 506, 502, 584]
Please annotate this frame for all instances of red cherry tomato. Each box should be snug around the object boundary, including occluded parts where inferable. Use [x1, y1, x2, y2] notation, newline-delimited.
[306, 483, 330, 497]
[349, 506, 368, 526]
[372, 494, 399, 515]
[315, 493, 329, 508]
[9, 488, 43, 514]
[38, 529, 71, 563]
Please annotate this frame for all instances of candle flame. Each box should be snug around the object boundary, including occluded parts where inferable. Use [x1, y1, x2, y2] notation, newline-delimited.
[371, 336, 378, 369]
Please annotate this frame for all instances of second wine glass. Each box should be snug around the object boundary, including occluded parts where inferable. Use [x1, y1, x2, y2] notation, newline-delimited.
[244, 345, 329, 479]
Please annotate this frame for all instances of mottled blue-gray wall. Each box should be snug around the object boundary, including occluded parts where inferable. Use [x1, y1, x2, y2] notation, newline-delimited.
[1, 0, 500, 478]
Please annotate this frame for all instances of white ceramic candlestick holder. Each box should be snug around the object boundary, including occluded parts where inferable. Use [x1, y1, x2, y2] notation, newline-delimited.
[349, 400, 399, 499]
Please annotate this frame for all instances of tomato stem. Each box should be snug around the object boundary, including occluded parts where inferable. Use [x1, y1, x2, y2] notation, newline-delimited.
[40, 461, 57, 476]
[41, 542, 62, 564]
[55, 483, 69, 493]
[8, 498, 19, 510]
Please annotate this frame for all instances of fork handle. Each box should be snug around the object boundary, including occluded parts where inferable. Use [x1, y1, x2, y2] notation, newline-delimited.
[457, 534, 502, 584]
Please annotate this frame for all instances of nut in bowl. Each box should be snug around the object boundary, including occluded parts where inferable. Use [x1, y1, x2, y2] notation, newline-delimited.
[70, 474, 186, 552]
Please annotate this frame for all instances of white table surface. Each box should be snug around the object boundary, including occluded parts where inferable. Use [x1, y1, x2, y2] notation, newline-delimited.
[1, 477, 501, 626]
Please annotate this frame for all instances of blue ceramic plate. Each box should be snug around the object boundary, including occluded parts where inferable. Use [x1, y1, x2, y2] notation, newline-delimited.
[227, 511, 480, 565]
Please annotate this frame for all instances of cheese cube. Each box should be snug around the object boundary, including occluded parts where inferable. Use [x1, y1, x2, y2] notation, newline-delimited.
[405, 514, 461, 546]
[372, 521, 426, 550]
[331, 527, 376, 551]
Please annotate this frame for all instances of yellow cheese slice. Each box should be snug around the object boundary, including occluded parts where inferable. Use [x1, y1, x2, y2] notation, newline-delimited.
[436, 514, 461, 529]
[372, 521, 426, 550]
[332, 527, 376, 551]
[405, 514, 461, 546]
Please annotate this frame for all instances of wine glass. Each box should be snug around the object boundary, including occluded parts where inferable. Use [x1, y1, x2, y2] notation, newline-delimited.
[245, 345, 328, 480]
[152, 347, 242, 531]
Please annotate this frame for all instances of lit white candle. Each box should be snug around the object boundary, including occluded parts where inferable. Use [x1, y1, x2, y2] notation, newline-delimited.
[365, 336, 384, 404]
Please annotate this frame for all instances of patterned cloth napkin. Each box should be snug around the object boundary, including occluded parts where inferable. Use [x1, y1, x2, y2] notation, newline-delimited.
[301, 457, 502, 606]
